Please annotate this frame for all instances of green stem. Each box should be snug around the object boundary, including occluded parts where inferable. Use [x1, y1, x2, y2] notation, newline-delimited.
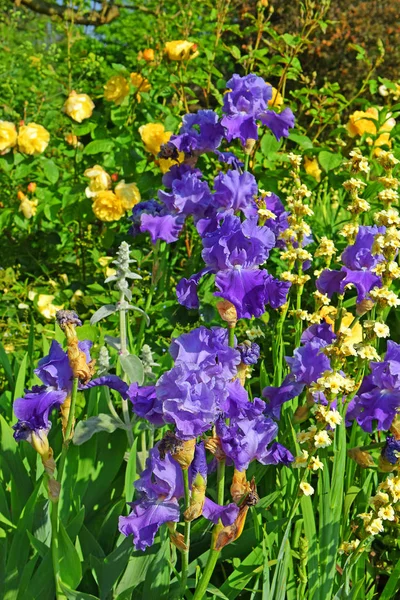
[192, 549, 220, 600]
[51, 376, 79, 599]
[193, 453, 226, 599]
[119, 292, 128, 357]
[64, 377, 78, 442]
[217, 459, 225, 505]
[228, 326, 235, 348]
[181, 469, 191, 596]
[273, 304, 289, 386]
[294, 283, 304, 348]
[136, 243, 160, 351]
[50, 500, 63, 599]
[118, 292, 135, 447]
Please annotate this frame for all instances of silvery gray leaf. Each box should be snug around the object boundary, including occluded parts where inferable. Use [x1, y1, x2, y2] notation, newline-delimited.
[127, 305, 150, 325]
[104, 335, 121, 350]
[120, 354, 145, 385]
[73, 414, 123, 445]
[90, 304, 117, 325]
[104, 275, 118, 284]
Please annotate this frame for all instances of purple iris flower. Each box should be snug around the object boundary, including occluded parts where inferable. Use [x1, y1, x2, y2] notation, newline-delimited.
[169, 109, 225, 155]
[220, 379, 266, 420]
[263, 193, 290, 247]
[215, 150, 244, 169]
[317, 226, 385, 303]
[128, 200, 163, 237]
[119, 499, 180, 551]
[119, 445, 182, 550]
[161, 164, 202, 188]
[301, 322, 337, 345]
[221, 74, 271, 144]
[158, 171, 212, 218]
[259, 108, 295, 141]
[262, 442, 294, 465]
[381, 435, 400, 464]
[119, 441, 239, 550]
[213, 170, 258, 216]
[221, 74, 294, 144]
[157, 362, 220, 440]
[341, 226, 385, 270]
[135, 445, 184, 501]
[216, 413, 279, 471]
[263, 338, 331, 419]
[140, 211, 185, 244]
[237, 341, 260, 365]
[127, 383, 164, 427]
[347, 341, 400, 432]
[169, 326, 240, 380]
[13, 340, 127, 443]
[316, 268, 381, 303]
[177, 213, 290, 318]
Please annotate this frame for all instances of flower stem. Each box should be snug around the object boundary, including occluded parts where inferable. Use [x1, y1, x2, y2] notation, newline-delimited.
[192, 455, 226, 598]
[51, 376, 79, 599]
[181, 468, 191, 595]
[119, 291, 135, 447]
[192, 549, 220, 600]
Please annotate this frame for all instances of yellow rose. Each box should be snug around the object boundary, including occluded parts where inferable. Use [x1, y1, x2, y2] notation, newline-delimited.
[65, 133, 79, 147]
[0, 121, 17, 153]
[104, 75, 130, 105]
[165, 40, 199, 61]
[63, 91, 95, 123]
[130, 73, 151, 92]
[19, 193, 38, 219]
[115, 180, 141, 210]
[18, 123, 50, 155]
[92, 191, 125, 221]
[139, 122, 172, 155]
[268, 86, 284, 108]
[347, 107, 379, 137]
[84, 165, 111, 198]
[37, 294, 63, 320]
[304, 157, 322, 182]
[138, 48, 155, 62]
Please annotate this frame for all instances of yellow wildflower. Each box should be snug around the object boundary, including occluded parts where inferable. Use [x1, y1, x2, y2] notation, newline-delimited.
[164, 40, 199, 61]
[18, 123, 50, 155]
[300, 482, 314, 496]
[92, 190, 125, 222]
[63, 91, 95, 123]
[378, 505, 395, 521]
[104, 75, 130, 105]
[365, 518, 384, 535]
[0, 120, 17, 153]
[304, 157, 322, 182]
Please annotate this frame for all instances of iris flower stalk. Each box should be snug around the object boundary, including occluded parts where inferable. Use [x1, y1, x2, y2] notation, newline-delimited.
[192, 319, 235, 599]
[50, 311, 86, 599]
